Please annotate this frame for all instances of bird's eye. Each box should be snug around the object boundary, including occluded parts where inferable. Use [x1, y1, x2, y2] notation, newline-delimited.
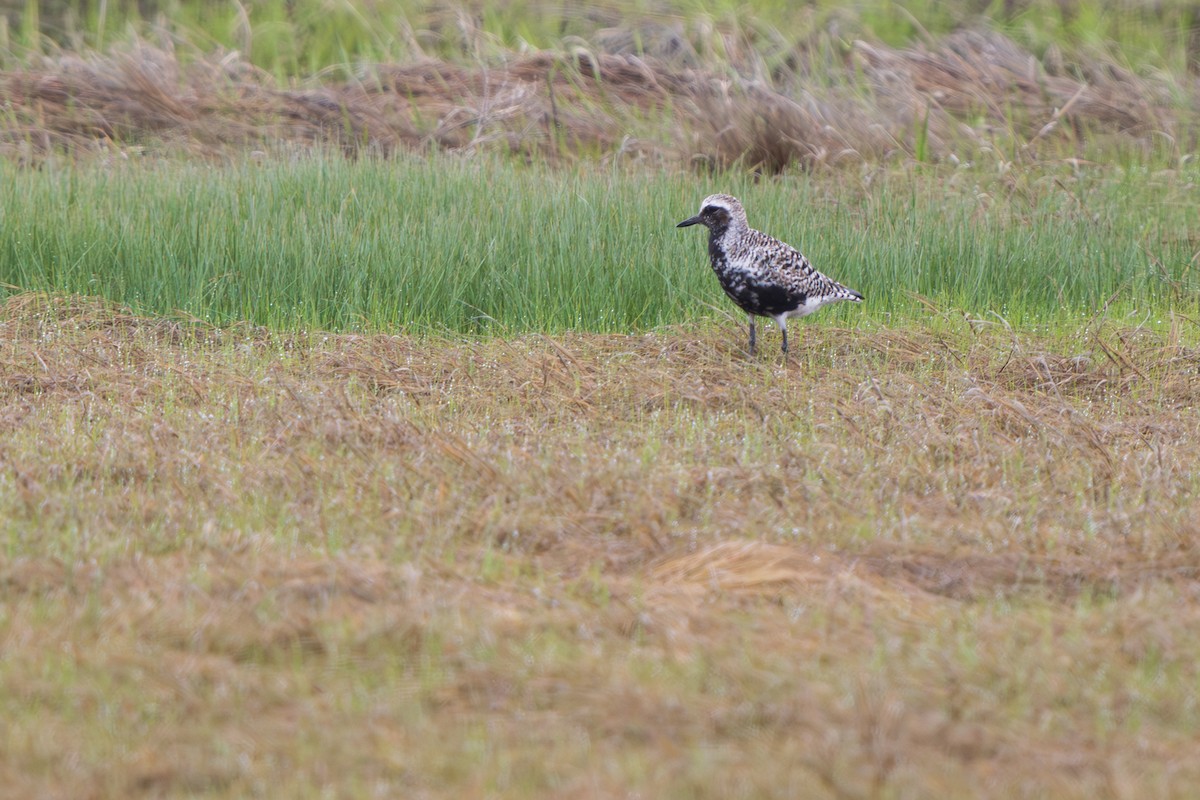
[702, 205, 723, 216]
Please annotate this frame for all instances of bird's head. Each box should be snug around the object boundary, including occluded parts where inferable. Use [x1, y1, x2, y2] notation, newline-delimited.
[676, 194, 746, 233]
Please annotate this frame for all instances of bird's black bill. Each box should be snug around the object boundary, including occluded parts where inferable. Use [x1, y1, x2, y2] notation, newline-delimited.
[676, 216, 702, 228]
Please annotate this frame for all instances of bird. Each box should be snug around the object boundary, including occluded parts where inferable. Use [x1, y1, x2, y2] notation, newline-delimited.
[677, 194, 863, 355]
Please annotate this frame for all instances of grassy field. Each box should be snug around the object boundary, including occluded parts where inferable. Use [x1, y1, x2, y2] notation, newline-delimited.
[3, 1, 1200, 798]
[4, 1, 1198, 169]
[2, 157, 1198, 330]
[3, 294, 1200, 798]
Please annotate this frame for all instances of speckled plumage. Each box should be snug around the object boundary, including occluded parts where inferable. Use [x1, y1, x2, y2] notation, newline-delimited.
[677, 194, 863, 354]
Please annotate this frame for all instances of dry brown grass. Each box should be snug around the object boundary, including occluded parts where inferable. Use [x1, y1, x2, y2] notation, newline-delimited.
[3, 293, 1200, 798]
[2, 26, 1195, 169]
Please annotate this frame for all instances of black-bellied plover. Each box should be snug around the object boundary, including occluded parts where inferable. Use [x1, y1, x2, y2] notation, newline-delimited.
[677, 194, 863, 354]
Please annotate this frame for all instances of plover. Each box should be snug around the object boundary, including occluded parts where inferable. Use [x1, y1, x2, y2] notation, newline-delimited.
[677, 194, 863, 354]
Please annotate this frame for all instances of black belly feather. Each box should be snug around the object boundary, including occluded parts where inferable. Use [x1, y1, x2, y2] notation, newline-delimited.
[720, 280, 805, 317]
[708, 235, 805, 317]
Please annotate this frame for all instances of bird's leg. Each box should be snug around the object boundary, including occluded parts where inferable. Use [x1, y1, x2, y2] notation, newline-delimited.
[778, 317, 789, 354]
[747, 315, 757, 355]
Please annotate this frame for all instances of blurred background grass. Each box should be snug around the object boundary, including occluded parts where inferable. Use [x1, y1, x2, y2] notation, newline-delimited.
[6, 0, 1199, 77]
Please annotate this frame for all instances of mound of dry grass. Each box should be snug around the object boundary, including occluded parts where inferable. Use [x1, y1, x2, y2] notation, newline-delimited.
[3, 293, 1200, 797]
[2, 25, 1194, 168]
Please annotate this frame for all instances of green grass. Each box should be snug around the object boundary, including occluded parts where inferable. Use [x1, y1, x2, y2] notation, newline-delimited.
[1, 157, 1197, 332]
